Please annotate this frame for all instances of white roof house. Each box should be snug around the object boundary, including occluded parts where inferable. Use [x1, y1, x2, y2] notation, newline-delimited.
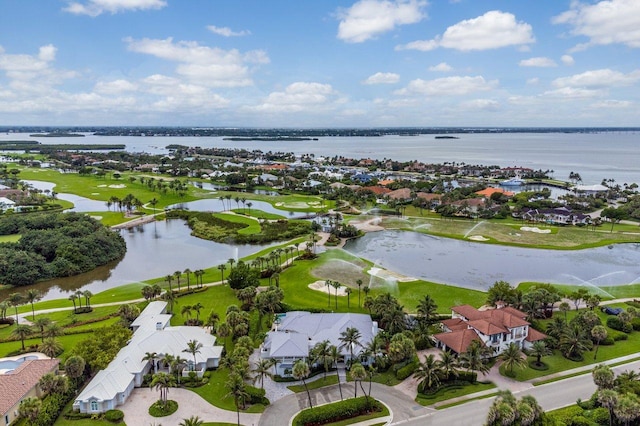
[0, 197, 15, 211]
[74, 302, 223, 414]
[261, 311, 379, 376]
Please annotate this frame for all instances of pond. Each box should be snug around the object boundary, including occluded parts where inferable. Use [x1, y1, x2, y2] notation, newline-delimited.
[344, 230, 640, 296]
[24, 180, 107, 212]
[169, 198, 306, 218]
[0, 219, 280, 301]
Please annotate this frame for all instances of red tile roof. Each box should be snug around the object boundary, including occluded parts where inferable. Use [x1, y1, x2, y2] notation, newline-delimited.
[526, 328, 547, 342]
[0, 359, 59, 415]
[475, 188, 515, 198]
[434, 329, 482, 354]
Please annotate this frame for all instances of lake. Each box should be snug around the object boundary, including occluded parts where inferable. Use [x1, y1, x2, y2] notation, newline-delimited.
[344, 230, 640, 296]
[2, 131, 640, 185]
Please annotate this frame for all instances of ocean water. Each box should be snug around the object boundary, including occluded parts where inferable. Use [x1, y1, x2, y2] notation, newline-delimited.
[1, 131, 639, 185]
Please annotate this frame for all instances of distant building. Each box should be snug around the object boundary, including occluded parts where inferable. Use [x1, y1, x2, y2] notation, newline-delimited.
[0, 358, 60, 425]
[74, 302, 223, 414]
[0, 197, 15, 212]
[261, 311, 379, 377]
[516, 207, 590, 225]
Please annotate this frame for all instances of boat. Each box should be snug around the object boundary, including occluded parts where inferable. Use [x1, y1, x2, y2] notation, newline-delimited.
[501, 177, 525, 186]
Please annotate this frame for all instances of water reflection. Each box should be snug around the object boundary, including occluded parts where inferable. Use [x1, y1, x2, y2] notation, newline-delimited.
[0, 219, 279, 301]
[24, 180, 107, 212]
[344, 230, 640, 293]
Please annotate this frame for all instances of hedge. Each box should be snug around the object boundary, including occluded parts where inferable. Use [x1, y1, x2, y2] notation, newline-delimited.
[395, 356, 419, 380]
[293, 397, 383, 426]
[104, 409, 124, 422]
[246, 385, 270, 405]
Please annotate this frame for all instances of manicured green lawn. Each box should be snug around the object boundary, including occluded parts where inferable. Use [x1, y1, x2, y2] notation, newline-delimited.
[518, 281, 640, 300]
[0, 233, 21, 243]
[0, 331, 93, 358]
[232, 209, 285, 220]
[287, 375, 339, 392]
[415, 381, 496, 406]
[53, 419, 125, 426]
[214, 212, 262, 235]
[189, 367, 265, 413]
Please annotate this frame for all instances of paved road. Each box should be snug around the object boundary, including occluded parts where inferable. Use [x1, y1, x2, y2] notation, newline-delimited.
[396, 360, 640, 426]
[259, 382, 434, 426]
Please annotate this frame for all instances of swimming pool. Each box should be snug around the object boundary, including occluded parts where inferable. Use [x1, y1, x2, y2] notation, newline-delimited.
[0, 355, 40, 373]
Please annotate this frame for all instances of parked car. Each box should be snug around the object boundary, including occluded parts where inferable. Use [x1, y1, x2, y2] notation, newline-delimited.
[601, 306, 623, 315]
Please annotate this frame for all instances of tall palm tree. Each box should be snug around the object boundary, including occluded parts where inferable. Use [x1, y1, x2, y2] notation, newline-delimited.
[18, 397, 41, 424]
[344, 287, 352, 308]
[183, 268, 192, 290]
[192, 302, 204, 323]
[151, 372, 176, 407]
[43, 323, 64, 339]
[350, 362, 369, 402]
[83, 290, 93, 309]
[25, 289, 42, 320]
[183, 339, 203, 371]
[165, 274, 174, 292]
[328, 344, 343, 400]
[217, 264, 227, 284]
[526, 341, 551, 368]
[143, 351, 159, 373]
[614, 393, 640, 426]
[331, 281, 341, 310]
[459, 341, 491, 381]
[591, 325, 608, 360]
[325, 280, 332, 307]
[33, 317, 52, 342]
[311, 340, 333, 379]
[174, 271, 183, 291]
[181, 305, 193, 322]
[414, 354, 442, 392]
[292, 359, 313, 408]
[417, 295, 438, 326]
[437, 351, 459, 380]
[559, 324, 593, 360]
[11, 324, 33, 350]
[228, 258, 236, 272]
[226, 372, 248, 426]
[598, 389, 618, 426]
[356, 279, 363, 307]
[161, 290, 177, 314]
[252, 358, 275, 389]
[8, 292, 24, 325]
[499, 343, 527, 376]
[339, 327, 362, 365]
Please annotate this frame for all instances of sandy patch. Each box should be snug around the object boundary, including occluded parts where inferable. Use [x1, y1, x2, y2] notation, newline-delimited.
[468, 235, 489, 241]
[108, 184, 126, 189]
[520, 226, 551, 234]
[368, 266, 415, 282]
[281, 202, 310, 208]
[308, 280, 348, 296]
[90, 215, 102, 220]
[350, 217, 384, 232]
[308, 201, 321, 206]
[97, 185, 106, 188]
[91, 192, 100, 195]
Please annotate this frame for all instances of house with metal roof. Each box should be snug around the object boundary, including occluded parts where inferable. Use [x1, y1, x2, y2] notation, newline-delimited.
[434, 305, 546, 355]
[74, 301, 223, 414]
[260, 311, 379, 377]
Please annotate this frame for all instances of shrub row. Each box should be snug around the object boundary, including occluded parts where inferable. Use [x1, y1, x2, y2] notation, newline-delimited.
[606, 316, 633, 333]
[246, 385, 270, 405]
[395, 356, 419, 380]
[294, 396, 383, 426]
[104, 409, 124, 422]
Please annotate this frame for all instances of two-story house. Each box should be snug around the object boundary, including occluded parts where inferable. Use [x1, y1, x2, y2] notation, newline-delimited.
[434, 305, 546, 355]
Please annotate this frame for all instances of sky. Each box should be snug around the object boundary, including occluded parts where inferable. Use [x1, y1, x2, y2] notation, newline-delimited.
[0, 0, 639, 127]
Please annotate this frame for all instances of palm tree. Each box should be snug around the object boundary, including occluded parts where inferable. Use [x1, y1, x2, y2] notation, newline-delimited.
[40, 337, 62, 358]
[18, 397, 41, 424]
[598, 389, 618, 426]
[8, 292, 23, 324]
[165, 274, 174, 292]
[174, 270, 182, 291]
[414, 354, 442, 392]
[614, 393, 640, 426]
[25, 289, 42, 320]
[43, 323, 64, 339]
[143, 351, 160, 373]
[592, 364, 615, 390]
[437, 351, 459, 380]
[329, 344, 343, 400]
[417, 295, 438, 326]
[184, 268, 192, 290]
[331, 281, 341, 310]
[181, 305, 193, 322]
[192, 302, 204, 323]
[151, 372, 176, 407]
[591, 325, 608, 360]
[311, 340, 333, 379]
[183, 339, 203, 371]
[345, 287, 352, 308]
[292, 359, 313, 408]
[459, 341, 491, 381]
[225, 372, 248, 426]
[64, 355, 86, 385]
[356, 279, 363, 307]
[339, 327, 362, 365]
[179, 416, 204, 426]
[228, 258, 236, 272]
[83, 290, 93, 308]
[499, 343, 527, 376]
[33, 317, 52, 342]
[325, 280, 332, 307]
[252, 358, 275, 389]
[559, 301, 570, 320]
[161, 290, 177, 314]
[11, 324, 32, 350]
[559, 324, 593, 360]
[217, 264, 227, 284]
[526, 341, 551, 368]
[350, 362, 369, 402]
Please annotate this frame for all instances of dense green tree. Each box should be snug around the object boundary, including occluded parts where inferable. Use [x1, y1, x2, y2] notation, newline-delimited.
[499, 343, 527, 376]
[227, 261, 260, 289]
[71, 325, 132, 372]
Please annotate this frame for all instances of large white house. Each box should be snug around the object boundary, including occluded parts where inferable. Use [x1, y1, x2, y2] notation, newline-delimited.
[434, 305, 546, 355]
[74, 301, 223, 414]
[260, 311, 379, 377]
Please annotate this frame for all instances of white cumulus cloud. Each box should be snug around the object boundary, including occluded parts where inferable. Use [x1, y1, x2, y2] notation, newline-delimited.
[207, 25, 251, 37]
[125, 37, 269, 88]
[252, 82, 339, 113]
[337, 0, 426, 43]
[561, 55, 575, 66]
[429, 62, 452, 72]
[552, 69, 640, 89]
[460, 99, 500, 111]
[590, 100, 633, 109]
[94, 79, 138, 94]
[362, 72, 400, 85]
[519, 57, 557, 67]
[395, 75, 498, 96]
[64, 0, 166, 17]
[397, 10, 534, 51]
[553, 0, 640, 49]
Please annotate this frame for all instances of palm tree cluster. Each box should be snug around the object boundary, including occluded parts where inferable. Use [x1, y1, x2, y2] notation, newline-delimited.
[364, 293, 408, 335]
[222, 336, 255, 426]
[8, 314, 64, 355]
[584, 364, 640, 426]
[486, 390, 544, 426]
[545, 311, 599, 361]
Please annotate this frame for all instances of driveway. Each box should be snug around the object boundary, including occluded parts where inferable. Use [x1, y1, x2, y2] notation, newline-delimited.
[120, 388, 261, 426]
[259, 382, 434, 426]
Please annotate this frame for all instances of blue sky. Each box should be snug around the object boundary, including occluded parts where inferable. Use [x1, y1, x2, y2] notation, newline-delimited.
[1, 0, 639, 127]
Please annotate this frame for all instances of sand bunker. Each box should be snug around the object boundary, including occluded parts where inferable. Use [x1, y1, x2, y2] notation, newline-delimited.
[368, 267, 415, 282]
[520, 226, 551, 234]
[276, 201, 309, 208]
[97, 185, 107, 188]
[108, 184, 126, 189]
[468, 235, 490, 241]
[350, 217, 384, 232]
[308, 280, 349, 296]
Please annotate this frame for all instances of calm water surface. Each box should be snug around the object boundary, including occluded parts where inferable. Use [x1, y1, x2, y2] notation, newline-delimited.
[344, 231, 640, 295]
